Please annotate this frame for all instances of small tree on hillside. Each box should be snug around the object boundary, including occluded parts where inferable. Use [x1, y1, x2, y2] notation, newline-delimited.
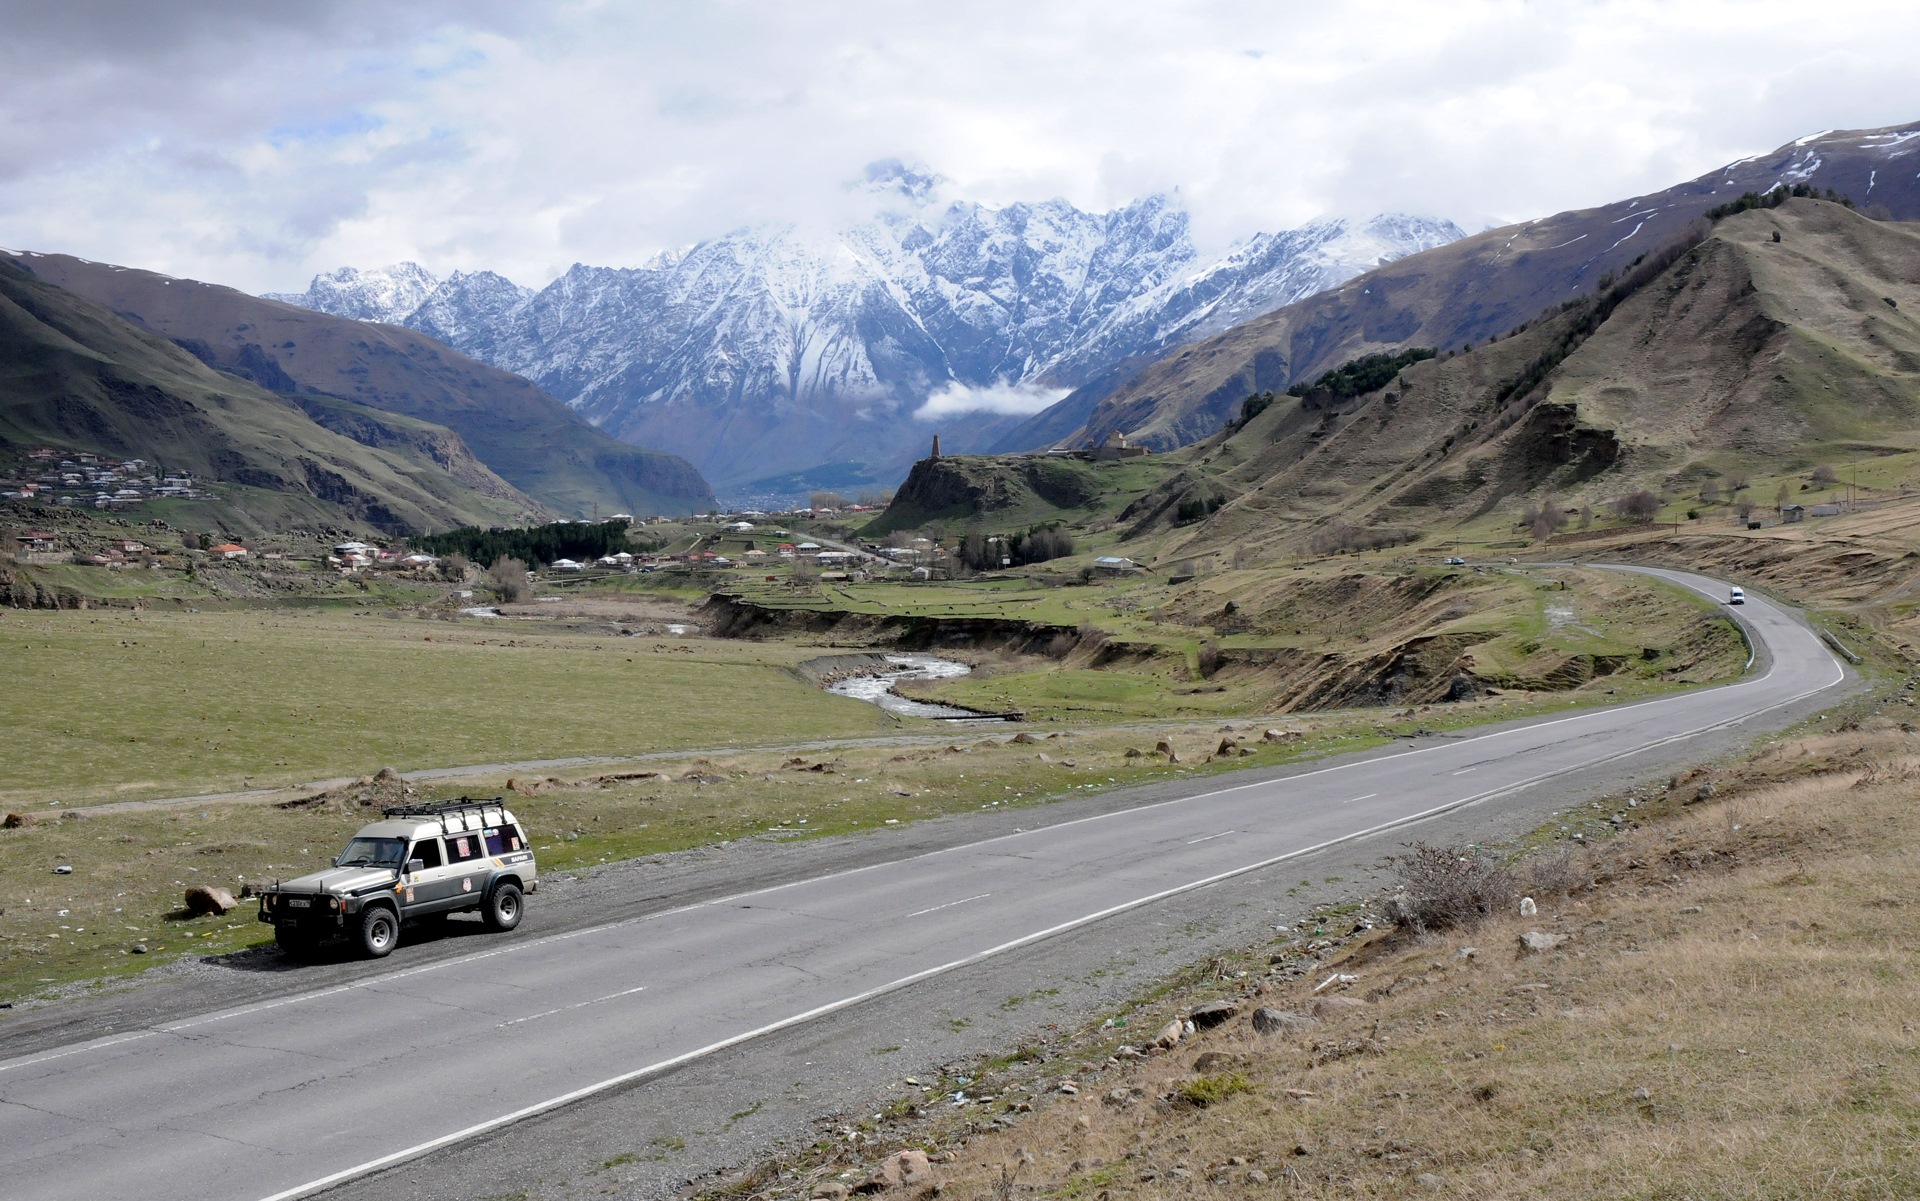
[488, 556, 531, 603]
[1528, 501, 1567, 542]
[1775, 482, 1791, 509]
[809, 490, 852, 511]
[1811, 464, 1839, 486]
[1698, 479, 1721, 505]
[1611, 491, 1661, 523]
[1736, 500, 1757, 522]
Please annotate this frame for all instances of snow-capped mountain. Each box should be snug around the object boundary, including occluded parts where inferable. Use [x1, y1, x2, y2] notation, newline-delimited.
[264, 262, 439, 323]
[268, 171, 1462, 496]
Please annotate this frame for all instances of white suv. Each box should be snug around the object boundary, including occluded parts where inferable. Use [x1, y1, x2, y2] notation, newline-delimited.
[259, 800, 537, 958]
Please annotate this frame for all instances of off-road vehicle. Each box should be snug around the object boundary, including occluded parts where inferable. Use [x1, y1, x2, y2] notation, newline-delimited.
[258, 799, 537, 958]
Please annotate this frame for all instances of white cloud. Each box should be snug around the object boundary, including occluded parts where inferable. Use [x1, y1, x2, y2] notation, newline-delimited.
[1, 1, 1918, 292]
[915, 381, 1072, 421]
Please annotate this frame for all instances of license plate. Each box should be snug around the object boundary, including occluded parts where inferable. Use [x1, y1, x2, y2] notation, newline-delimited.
[286, 898, 311, 909]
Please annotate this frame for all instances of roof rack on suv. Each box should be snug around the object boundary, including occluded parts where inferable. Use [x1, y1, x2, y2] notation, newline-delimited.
[379, 797, 507, 821]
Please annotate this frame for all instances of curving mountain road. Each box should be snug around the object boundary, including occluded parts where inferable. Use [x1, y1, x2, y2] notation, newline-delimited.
[0, 568, 1848, 1201]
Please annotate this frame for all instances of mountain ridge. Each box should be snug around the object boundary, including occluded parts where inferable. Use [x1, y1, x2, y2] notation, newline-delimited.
[1053, 120, 1920, 453]
[0, 254, 542, 535]
[269, 188, 1463, 498]
[18, 253, 716, 517]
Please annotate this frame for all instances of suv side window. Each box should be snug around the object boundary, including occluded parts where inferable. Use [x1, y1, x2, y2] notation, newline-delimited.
[484, 824, 528, 855]
[446, 831, 485, 864]
[410, 836, 444, 869]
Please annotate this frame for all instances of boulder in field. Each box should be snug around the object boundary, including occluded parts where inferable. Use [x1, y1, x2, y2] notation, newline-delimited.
[184, 885, 238, 916]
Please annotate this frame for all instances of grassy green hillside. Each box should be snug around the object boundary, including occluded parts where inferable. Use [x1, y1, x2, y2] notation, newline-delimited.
[0, 256, 537, 534]
[8, 252, 716, 517]
[1134, 200, 1920, 563]
[863, 453, 1175, 535]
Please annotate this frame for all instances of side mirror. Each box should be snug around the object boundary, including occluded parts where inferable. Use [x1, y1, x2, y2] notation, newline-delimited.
[406, 859, 425, 875]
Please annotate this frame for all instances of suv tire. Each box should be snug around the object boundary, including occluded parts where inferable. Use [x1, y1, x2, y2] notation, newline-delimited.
[358, 905, 399, 958]
[482, 882, 523, 932]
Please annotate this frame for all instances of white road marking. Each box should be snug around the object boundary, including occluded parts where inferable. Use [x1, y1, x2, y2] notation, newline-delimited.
[1452, 768, 1476, 775]
[1186, 831, 1235, 845]
[497, 985, 647, 1028]
[1344, 793, 1377, 804]
[908, 893, 991, 918]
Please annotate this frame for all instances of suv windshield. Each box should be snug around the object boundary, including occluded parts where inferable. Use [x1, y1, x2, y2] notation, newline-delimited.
[335, 837, 407, 868]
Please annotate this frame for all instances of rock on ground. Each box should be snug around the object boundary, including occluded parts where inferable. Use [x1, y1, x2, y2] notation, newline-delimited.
[184, 885, 239, 916]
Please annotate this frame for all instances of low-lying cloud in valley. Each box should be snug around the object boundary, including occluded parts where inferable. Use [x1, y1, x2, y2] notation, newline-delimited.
[914, 381, 1071, 421]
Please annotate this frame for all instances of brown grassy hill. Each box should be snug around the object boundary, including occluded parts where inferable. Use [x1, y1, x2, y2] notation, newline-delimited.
[0, 256, 538, 534]
[1127, 199, 1920, 562]
[5, 252, 715, 517]
[1062, 120, 1920, 451]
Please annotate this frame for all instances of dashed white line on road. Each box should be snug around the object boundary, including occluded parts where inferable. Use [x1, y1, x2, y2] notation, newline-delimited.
[907, 893, 991, 918]
[1186, 831, 1235, 845]
[498, 985, 647, 1028]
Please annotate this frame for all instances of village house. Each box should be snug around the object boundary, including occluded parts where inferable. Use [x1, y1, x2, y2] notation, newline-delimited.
[1093, 555, 1144, 576]
[209, 542, 250, 560]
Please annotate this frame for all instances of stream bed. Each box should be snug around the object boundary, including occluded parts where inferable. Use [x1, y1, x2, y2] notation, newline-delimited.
[824, 654, 996, 719]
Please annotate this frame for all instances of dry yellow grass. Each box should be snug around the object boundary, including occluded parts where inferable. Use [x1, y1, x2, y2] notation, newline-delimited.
[740, 722, 1920, 1201]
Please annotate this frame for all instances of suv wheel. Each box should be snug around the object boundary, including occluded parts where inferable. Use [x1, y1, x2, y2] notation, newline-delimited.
[358, 905, 399, 958]
[482, 882, 523, 932]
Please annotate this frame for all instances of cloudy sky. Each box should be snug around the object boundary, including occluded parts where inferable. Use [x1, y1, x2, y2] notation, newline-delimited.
[3, 0, 1917, 294]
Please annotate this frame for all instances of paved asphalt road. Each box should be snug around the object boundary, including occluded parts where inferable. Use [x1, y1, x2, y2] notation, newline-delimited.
[0, 568, 1848, 1201]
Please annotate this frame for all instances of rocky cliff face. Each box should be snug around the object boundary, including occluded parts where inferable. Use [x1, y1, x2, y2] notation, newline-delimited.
[270, 168, 1461, 499]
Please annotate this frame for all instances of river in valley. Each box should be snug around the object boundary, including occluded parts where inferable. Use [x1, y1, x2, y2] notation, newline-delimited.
[824, 654, 996, 719]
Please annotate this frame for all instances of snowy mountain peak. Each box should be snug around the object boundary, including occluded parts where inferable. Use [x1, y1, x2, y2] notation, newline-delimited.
[266, 262, 440, 324]
[267, 185, 1465, 498]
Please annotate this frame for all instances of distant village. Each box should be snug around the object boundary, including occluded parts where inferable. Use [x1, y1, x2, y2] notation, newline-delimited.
[0, 447, 206, 508]
[0, 439, 1155, 587]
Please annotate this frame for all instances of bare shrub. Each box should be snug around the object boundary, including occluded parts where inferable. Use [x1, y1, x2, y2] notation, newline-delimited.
[1518, 847, 1587, 898]
[1196, 639, 1223, 679]
[1810, 464, 1839, 486]
[1698, 479, 1721, 504]
[1610, 490, 1661, 522]
[487, 556, 531, 603]
[1382, 842, 1515, 933]
[1309, 524, 1423, 554]
[1526, 501, 1567, 541]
